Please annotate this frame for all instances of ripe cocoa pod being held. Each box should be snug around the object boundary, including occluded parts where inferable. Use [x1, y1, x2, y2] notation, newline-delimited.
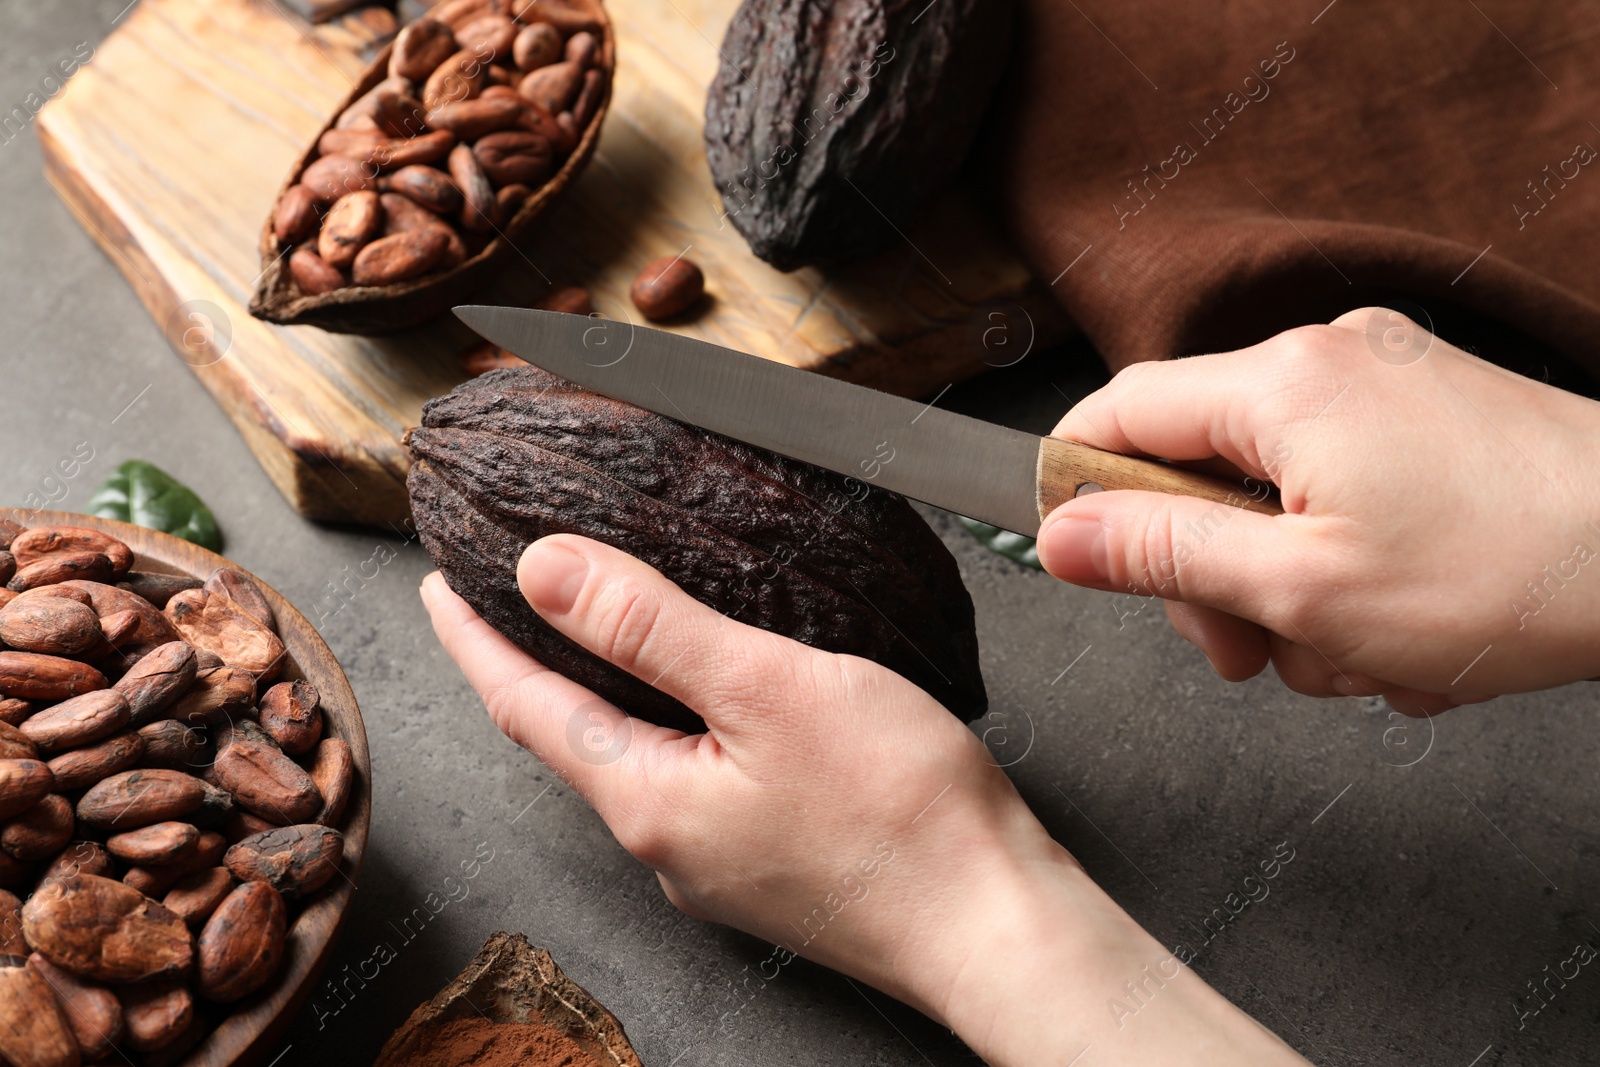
[406, 367, 987, 732]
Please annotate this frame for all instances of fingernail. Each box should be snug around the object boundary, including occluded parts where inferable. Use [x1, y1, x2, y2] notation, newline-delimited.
[1042, 517, 1109, 583]
[524, 540, 589, 614]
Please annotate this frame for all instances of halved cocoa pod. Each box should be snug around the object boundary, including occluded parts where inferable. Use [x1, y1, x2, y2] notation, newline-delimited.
[0, 760, 55, 821]
[0, 889, 23, 959]
[249, 0, 613, 335]
[407, 368, 988, 730]
[48, 731, 145, 792]
[1, 794, 75, 861]
[21, 874, 193, 983]
[0, 721, 37, 761]
[106, 822, 201, 868]
[169, 665, 256, 726]
[8, 551, 115, 591]
[258, 680, 323, 756]
[0, 959, 80, 1067]
[309, 738, 355, 827]
[0, 595, 102, 656]
[115, 642, 198, 728]
[163, 868, 235, 929]
[165, 590, 286, 682]
[196, 882, 286, 1003]
[225, 825, 343, 899]
[40, 842, 113, 883]
[20, 691, 130, 755]
[30, 953, 124, 1061]
[77, 770, 232, 832]
[120, 978, 193, 1052]
[0, 699, 31, 727]
[202, 569, 276, 633]
[212, 728, 322, 826]
[10, 526, 134, 577]
[137, 720, 207, 772]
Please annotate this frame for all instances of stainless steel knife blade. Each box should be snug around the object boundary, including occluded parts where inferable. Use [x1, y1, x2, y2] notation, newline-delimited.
[454, 305, 1047, 534]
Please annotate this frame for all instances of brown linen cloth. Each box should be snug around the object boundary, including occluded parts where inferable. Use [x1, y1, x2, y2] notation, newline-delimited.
[992, 0, 1600, 390]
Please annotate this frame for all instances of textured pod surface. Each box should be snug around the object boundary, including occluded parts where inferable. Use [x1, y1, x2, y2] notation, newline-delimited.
[407, 367, 985, 731]
[704, 0, 1013, 270]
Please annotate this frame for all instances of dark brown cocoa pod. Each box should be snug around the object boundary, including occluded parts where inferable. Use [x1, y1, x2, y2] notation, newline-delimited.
[11, 527, 134, 578]
[0, 652, 106, 701]
[114, 642, 198, 728]
[168, 665, 256, 726]
[629, 254, 705, 321]
[225, 825, 343, 899]
[31, 952, 125, 1061]
[257, 680, 323, 756]
[0, 960, 80, 1067]
[196, 881, 285, 1003]
[120, 978, 193, 1052]
[0, 595, 102, 656]
[137, 720, 206, 772]
[319, 190, 385, 270]
[352, 229, 451, 287]
[8, 551, 115, 591]
[48, 731, 145, 792]
[390, 17, 458, 81]
[40, 841, 113, 883]
[273, 183, 322, 245]
[407, 368, 987, 729]
[384, 164, 463, 214]
[20, 690, 130, 755]
[202, 569, 275, 633]
[77, 770, 231, 832]
[0, 722, 37, 762]
[116, 572, 204, 611]
[163, 868, 235, 929]
[1, 795, 74, 861]
[448, 142, 500, 232]
[21, 874, 193, 984]
[107, 822, 201, 868]
[308, 738, 354, 827]
[212, 730, 322, 826]
[165, 590, 287, 683]
[0, 760, 55, 821]
[705, 0, 1013, 270]
[0, 699, 30, 727]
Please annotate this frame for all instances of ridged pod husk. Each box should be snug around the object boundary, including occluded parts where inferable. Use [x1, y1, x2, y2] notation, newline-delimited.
[704, 0, 1014, 270]
[407, 367, 986, 732]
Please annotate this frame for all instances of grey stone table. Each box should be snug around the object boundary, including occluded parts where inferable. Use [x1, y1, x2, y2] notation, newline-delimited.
[3, 4, 1597, 1064]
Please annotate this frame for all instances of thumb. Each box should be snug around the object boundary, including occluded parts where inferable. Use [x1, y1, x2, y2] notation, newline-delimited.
[1037, 491, 1310, 624]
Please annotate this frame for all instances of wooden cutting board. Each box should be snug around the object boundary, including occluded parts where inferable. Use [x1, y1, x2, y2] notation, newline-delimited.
[37, 0, 1069, 527]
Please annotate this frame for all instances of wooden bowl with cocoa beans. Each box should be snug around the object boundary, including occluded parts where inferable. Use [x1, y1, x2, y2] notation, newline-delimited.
[0, 509, 370, 1067]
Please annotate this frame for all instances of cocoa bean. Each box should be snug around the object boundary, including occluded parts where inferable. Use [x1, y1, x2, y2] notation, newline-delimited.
[28, 953, 123, 1061]
[165, 590, 286, 682]
[21, 875, 193, 983]
[20, 692, 130, 756]
[77, 770, 231, 832]
[136, 1015, 209, 1067]
[119, 979, 193, 1052]
[456, 14, 517, 62]
[383, 164, 463, 214]
[106, 823, 200, 868]
[0, 587, 13, 609]
[496, 182, 532, 216]
[257, 680, 323, 756]
[89, 608, 142, 665]
[513, 20, 562, 70]
[485, 63, 515, 87]
[196, 881, 285, 1003]
[136, 720, 206, 772]
[202, 569, 275, 633]
[439, 226, 471, 269]
[290, 247, 345, 296]
[2, 795, 74, 862]
[368, 128, 457, 169]
[114, 642, 198, 728]
[460, 341, 528, 376]
[352, 229, 451, 286]
[537, 285, 593, 316]
[423, 48, 488, 111]
[0, 698, 30, 727]
[318, 190, 384, 270]
[274, 184, 322, 245]
[381, 191, 447, 236]
[0, 960, 80, 1067]
[59, 582, 181, 648]
[0, 597, 102, 657]
[473, 130, 553, 185]
[223, 811, 275, 845]
[431, 0, 496, 29]
[212, 731, 322, 826]
[565, 30, 597, 68]
[372, 82, 430, 139]
[8, 552, 114, 592]
[225, 825, 343, 899]
[1, 889, 22, 958]
[507, 0, 601, 34]
[518, 59, 582, 115]
[515, 96, 572, 150]
[40, 842, 112, 884]
[0, 722, 37, 762]
[0, 652, 104, 702]
[309, 738, 355, 827]
[630, 255, 705, 321]
[0, 521, 21, 551]
[571, 66, 605, 129]
[336, 75, 414, 130]
[192, 649, 223, 671]
[426, 95, 526, 139]
[11, 586, 91, 609]
[301, 154, 379, 203]
[123, 866, 184, 900]
[168, 665, 255, 726]
[480, 83, 522, 102]
[318, 126, 391, 159]
[163, 869, 234, 929]
[116, 572, 202, 611]
[0, 760, 54, 821]
[390, 18, 459, 81]
[47, 732, 145, 793]
[11, 528, 133, 578]
[449, 142, 500, 232]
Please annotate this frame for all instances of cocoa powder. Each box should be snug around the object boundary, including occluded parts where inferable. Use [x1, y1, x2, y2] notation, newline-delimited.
[380, 1018, 600, 1067]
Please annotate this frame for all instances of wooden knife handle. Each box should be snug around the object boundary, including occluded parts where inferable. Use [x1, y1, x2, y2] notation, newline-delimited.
[1036, 437, 1284, 518]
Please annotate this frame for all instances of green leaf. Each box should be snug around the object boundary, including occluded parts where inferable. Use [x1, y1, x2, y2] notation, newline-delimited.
[86, 460, 221, 551]
[959, 517, 1042, 570]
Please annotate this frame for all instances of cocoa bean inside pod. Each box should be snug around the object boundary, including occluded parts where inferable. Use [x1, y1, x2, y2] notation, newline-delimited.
[513, 21, 562, 70]
[0, 554, 12, 587]
[509, 0, 602, 34]
[352, 229, 452, 287]
[257, 679, 323, 756]
[0, 759, 56, 822]
[0, 959, 81, 1067]
[301, 154, 381, 203]
[273, 183, 323, 245]
[371, 82, 430, 139]
[29, 952, 126, 1061]
[0, 852, 29, 891]
[8, 551, 115, 591]
[47, 730, 146, 793]
[76, 769, 217, 832]
[197, 881, 286, 1004]
[115, 641, 199, 728]
[164, 867, 236, 929]
[10, 526, 134, 578]
[40, 841, 113, 884]
[164, 589, 286, 683]
[201, 568, 276, 634]
[426, 95, 527, 139]
[406, 367, 987, 731]
[422, 47, 489, 112]
[1, 794, 75, 862]
[290, 248, 347, 295]
[473, 129, 553, 186]
[448, 141, 500, 232]
[570, 66, 606, 129]
[21, 874, 194, 984]
[383, 164, 463, 215]
[0, 520, 22, 551]
[118, 979, 193, 1052]
[0, 595, 103, 656]
[0, 721, 38, 762]
[456, 14, 517, 61]
[318, 190, 385, 270]
[225, 825, 344, 899]
[517, 59, 582, 115]
[20, 690, 131, 755]
[390, 18, 459, 81]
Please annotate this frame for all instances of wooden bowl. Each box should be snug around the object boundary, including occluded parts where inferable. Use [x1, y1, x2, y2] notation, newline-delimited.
[1, 508, 372, 1067]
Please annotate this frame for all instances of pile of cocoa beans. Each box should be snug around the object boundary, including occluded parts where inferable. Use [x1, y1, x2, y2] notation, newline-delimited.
[0, 519, 357, 1066]
[275, 0, 608, 295]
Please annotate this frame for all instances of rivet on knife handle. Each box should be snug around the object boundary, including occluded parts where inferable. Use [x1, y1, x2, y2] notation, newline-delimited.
[1036, 437, 1284, 519]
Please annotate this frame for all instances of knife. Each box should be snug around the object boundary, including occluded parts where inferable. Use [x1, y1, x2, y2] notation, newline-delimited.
[454, 306, 1282, 536]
